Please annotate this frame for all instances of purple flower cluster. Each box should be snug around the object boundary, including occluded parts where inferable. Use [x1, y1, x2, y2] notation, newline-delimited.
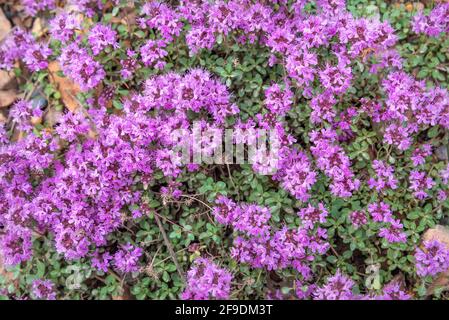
[415, 240, 449, 277]
[264, 83, 293, 116]
[120, 49, 138, 79]
[409, 170, 435, 200]
[334, 107, 357, 142]
[383, 72, 423, 119]
[381, 71, 449, 150]
[273, 148, 317, 202]
[214, 198, 329, 279]
[140, 2, 183, 42]
[0, 28, 51, 72]
[373, 281, 411, 300]
[367, 160, 398, 192]
[319, 64, 352, 95]
[411, 144, 432, 166]
[349, 211, 368, 229]
[113, 243, 143, 274]
[49, 13, 81, 43]
[412, 4, 449, 37]
[212, 197, 271, 237]
[368, 202, 393, 223]
[88, 24, 119, 56]
[310, 129, 360, 198]
[297, 203, 328, 230]
[0, 65, 241, 266]
[21, 0, 56, 16]
[383, 123, 413, 151]
[144, 69, 239, 124]
[310, 91, 337, 124]
[31, 279, 57, 300]
[367, 202, 407, 243]
[91, 250, 113, 273]
[378, 219, 407, 244]
[181, 257, 232, 300]
[1, 0, 449, 300]
[0, 227, 33, 267]
[160, 180, 183, 201]
[360, 280, 411, 300]
[231, 226, 328, 279]
[140, 40, 168, 69]
[212, 196, 238, 225]
[185, 25, 216, 56]
[314, 270, 355, 300]
[313, 271, 411, 300]
[23, 44, 52, 72]
[10, 100, 43, 133]
[47, 17, 122, 91]
[55, 111, 90, 142]
[285, 49, 317, 89]
[59, 42, 105, 91]
[232, 204, 271, 237]
[370, 281, 412, 300]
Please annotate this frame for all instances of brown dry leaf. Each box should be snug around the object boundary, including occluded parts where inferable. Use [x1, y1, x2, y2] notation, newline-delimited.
[0, 8, 11, 41]
[0, 70, 16, 90]
[31, 18, 45, 37]
[48, 61, 80, 112]
[422, 226, 449, 296]
[0, 89, 17, 107]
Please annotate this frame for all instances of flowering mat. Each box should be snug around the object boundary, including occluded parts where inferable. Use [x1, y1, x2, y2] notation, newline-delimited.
[1, 0, 449, 301]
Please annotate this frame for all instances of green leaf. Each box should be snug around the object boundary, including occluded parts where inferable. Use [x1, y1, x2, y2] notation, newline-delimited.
[112, 7, 120, 16]
[427, 126, 439, 138]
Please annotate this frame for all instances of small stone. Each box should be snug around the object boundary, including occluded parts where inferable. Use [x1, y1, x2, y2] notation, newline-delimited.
[435, 145, 448, 161]
[31, 95, 48, 110]
[422, 225, 449, 248]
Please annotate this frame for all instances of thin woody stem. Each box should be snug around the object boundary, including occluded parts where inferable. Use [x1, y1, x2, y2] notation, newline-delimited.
[153, 212, 185, 281]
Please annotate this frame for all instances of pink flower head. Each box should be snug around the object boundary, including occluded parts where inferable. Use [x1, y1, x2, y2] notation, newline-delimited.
[409, 170, 435, 200]
[32, 279, 56, 300]
[88, 24, 119, 56]
[314, 270, 355, 300]
[297, 203, 328, 229]
[181, 258, 232, 300]
[113, 243, 143, 273]
[415, 240, 449, 277]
